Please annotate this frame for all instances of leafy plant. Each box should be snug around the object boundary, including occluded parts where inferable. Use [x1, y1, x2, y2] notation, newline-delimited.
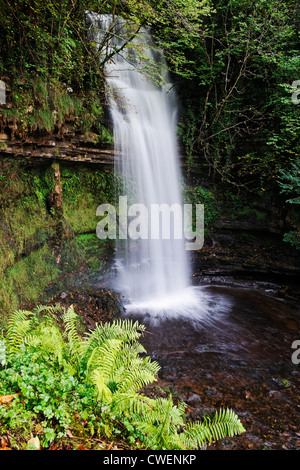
[278, 157, 300, 249]
[182, 182, 221, 229]
[278, 158, 300, 206]
[0, 304, 246, 449]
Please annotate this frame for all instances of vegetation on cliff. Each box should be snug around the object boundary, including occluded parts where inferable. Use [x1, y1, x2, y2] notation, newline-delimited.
[0, 0, 299, 247]
[0, 160, 116, 317]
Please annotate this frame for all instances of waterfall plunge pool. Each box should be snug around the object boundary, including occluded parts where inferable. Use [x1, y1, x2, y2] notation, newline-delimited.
[117, 283, 300, 450]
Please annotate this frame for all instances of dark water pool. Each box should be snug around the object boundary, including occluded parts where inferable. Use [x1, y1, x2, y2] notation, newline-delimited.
[124, 286, 300, 450]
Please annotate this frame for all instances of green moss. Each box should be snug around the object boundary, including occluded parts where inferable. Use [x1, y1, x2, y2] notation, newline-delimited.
[0, 164, 57, 318]
[0, 76, 111, 141]
[0, 226, 15, 276]
[0, 165, 56, 257]
[0, 162, 116, 320]
[64, 193, 98, 234]
[61, 166, 116, 233]
[75, 233, 105, 272]
[29, 107, 55, 133]
[0, 245, 60, 315]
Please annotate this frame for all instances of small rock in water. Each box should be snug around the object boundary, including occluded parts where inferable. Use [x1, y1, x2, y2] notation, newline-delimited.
[272, 377, 292, 388]
[205, 387, 220, 398]
[220, 438, 235, 450]
[186, 393, 202, 406]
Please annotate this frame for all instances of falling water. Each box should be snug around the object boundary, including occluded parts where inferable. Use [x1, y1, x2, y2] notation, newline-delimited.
[86, 12, 225, 319]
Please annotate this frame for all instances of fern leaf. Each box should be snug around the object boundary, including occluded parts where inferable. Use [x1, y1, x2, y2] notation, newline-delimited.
[112, 391, 154, 416]
[86, 338, 122, 379]
[117, 362, 159, 394]
[181, 408, 245, 449]
[62, 305, 81, 355]
[6, 310, 34, 354]
[81, 319, 145, 358]
[91, 368, 113, 403]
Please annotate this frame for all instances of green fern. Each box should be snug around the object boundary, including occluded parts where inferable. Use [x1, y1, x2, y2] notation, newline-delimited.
[6, 309, 34, 355]
[91, 368, 114, 403]
[112, 394, 245, 450]
[181, 408, 246, 449]
[81, 319, 160, 402]
[80, 319, 145, 359]
[25, 324, 66, 365]
[6, 304, 69, 364]
[3, 304, 246, 449]
[62, 305, 81, 355]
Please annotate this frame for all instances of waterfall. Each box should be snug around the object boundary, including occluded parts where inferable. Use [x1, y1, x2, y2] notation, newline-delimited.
[87, 12, 200, 317]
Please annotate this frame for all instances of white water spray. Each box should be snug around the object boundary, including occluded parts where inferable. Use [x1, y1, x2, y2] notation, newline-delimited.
[86, 13, 208, 316]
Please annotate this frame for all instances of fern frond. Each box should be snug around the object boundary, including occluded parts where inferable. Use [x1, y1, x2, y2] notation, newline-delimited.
[3, 305, 246, 450]
[6, 305, 68, 363]
[136, 395, 184, 435]
[181, 408, 245, 449]
[112, 391, 154, 416]
[117, 358, 160, 394]
[112, 393, 186, 449]
[32, 303, 62, 317]
[25, 323, 66, 365]
[6, 309, 34, 354]
[31, 303, 63, 327]
[86, 339, 122, 378]
[91, 368, 113, 403]
[62, 305, 81, 355]
[110, 353, 158, 392]
[152, 395, 175, 446]
[81, 319, 145, 359]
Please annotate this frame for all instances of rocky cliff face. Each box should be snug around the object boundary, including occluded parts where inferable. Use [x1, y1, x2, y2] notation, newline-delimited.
[0, 131, 116, 166]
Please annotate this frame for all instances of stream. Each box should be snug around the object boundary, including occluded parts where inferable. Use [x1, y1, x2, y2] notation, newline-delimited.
[120, 284, 300, 450]
[48, 268, 300, 450]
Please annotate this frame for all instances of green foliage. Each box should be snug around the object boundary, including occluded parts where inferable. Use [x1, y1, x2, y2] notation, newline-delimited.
[183, 182, 221, 229]
[61, 167, 117, 234]
[0, 0, 113, 138]
[175, 0, 299, 191]
[0, 305, 245, 449]
[0, 245, 60, 314]
[0, 0, 298, 196]
[278, 158, 300, 205]
[0, 162, 118, 318]
[0, 75, 110, 139]
[278, 157, 300, 249]
[182, 408, 246, 449]
[0, 0, 98, 83]
[148, 0, 211, 79]
[0, 163, 59, 314]
[0, 0, 213, 136]
[282, 231, 300, 250]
